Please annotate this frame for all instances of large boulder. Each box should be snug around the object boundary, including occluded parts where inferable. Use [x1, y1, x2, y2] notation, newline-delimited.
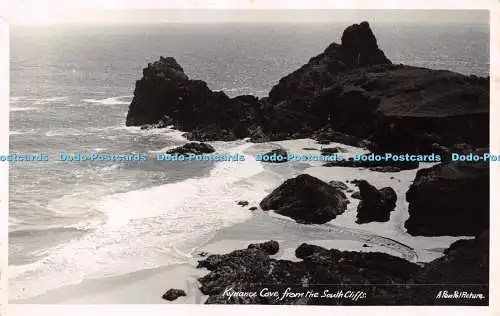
[247, 240, 279, 255]
[196, 233, 488, 305]
[404, 161, 489, 236]
[356, 181, 397, 224]
[328, 180, 348, 191]
[162, 288, 186, 301]
[166, 142, 215, 156]
[259, 148, 288, 163]
[259, 174, 348, 224]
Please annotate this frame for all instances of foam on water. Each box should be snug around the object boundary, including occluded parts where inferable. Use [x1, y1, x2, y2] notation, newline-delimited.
[44, 129, 90, 137]
[33, 97, 69, 105]
[10, 107, 39, 112]
[9, 129, 37, 135]
[9, 142, 266, 301]
[82, 96, 132, 106]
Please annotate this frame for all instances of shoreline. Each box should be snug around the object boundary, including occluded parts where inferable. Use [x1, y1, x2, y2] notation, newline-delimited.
[12, 138, 471, 304]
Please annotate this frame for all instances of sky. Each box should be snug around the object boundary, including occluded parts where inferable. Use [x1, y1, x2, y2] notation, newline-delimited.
[5, 0, 490, 26]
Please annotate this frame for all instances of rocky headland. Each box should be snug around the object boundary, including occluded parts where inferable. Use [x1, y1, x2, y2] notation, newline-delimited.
[126, 21, 489, 155]
[124, 21, 489, 305]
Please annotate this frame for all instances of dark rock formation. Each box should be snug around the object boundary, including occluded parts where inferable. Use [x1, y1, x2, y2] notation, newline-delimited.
[320, 147, 347, 155]
[259, 174, 348, 224]
[408, 230, 489, 305]
[166, 142, 215, 156]
[312, 129, 371, 148]
[351, 191, 361, 199]
[368, 166, 407, 173]
[237, 200, 249, 207]
[405, 161, 489, 236]
[328, 180, 348, 191]
[125, 22, 489, 153]
[248, 240, 279, 255]
[356, 181, 397, 224]
[248, 206, 258, 211]
[260, 148, 288, 163]
[323, 156, 419, 171]
[140, 117, 173, 129]
[162, 288, 186, 301]
[340, 21, 392, 68]
[126, 56, 263, 141]
[196, 233, 488, 305]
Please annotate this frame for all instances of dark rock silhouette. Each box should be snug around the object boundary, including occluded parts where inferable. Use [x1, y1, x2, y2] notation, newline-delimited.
[320, 147, 347, 155]
[259, 174, 348, 224]
[260, 148, 288, 163]
[247, 240, 279, 255]
[162, 288, 186, 301]
[125, 22, 489, 153]
[166, 142, 215, 156]
[356, 181, 397, 224]
[405, 161, 489, 236]
[340, 21, 392, 68]
[328, 180, 348, 191]
[196, 234, 488, 305]
[237, 200, 249, 207]
[323, 156, 419, 171]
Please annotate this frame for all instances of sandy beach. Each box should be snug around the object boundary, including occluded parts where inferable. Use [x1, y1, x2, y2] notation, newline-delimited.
[11, 138, 471, 304]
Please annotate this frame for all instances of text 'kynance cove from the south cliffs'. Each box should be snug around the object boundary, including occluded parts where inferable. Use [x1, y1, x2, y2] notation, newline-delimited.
[222, 287, 367, 303]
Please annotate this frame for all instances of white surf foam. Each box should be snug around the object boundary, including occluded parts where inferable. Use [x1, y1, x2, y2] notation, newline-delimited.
[82, 96, 131, 106]
[9, 129, 36, 135]
[9, 142, 265, 301]
[10, 107, 39, 112]
[45, 130, 86, 137]
[33, 96, 69, 105]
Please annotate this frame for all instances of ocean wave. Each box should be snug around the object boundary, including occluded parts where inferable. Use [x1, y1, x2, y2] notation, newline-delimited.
[99, 164, 121, 171]
[54, 103, 85, 108]
[33, 96, 69, 105]
[86, 125, 187, 141]
[82, 96, 132, 106]
[10, 96, 39, 103]
[8, 142, 267, 301]
[9, 226, 91, 238]
[10, 107, 39, 112]
[9, 129, 37, 135]
[86, 125, 141, 133]
[100, 142, 262, 226]
[44, 129, 89, 137]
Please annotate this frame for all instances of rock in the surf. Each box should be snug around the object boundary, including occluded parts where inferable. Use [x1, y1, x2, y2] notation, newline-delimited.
[355, 180, 397, 224]
[247, 240, 279, 255]
[259, 174, 348, 224]
[162, 288, 186, 301]
[166, 142, 215, 156]
[259, 148, 288, 163]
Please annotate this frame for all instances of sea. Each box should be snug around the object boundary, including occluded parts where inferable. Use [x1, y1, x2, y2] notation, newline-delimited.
[8, 22, 490, 301]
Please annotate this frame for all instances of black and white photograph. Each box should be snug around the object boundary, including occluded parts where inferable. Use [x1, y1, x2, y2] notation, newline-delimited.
[5, 1, 494, 308]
